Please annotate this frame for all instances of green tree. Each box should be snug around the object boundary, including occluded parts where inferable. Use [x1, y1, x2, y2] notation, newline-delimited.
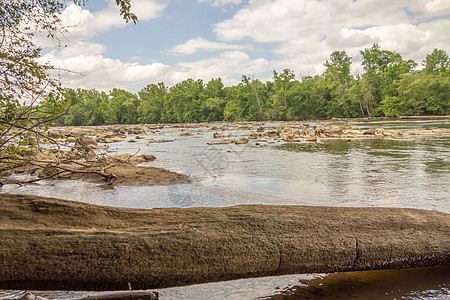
[204, 78, 227, 121]
[287, 76, 327, 119]
[108, 89, 140, 124]
[422, 49, 449, 75]
[323, 51, 353, 117]
[393, 72, 450, 116]
[138, 83, 168, 123]
[359, 44, 416, 116]
[241, 75, 264, 118]
[169, 79, 206, 123]
[60, 89, 108, 126]
[223, 100, 241, 121]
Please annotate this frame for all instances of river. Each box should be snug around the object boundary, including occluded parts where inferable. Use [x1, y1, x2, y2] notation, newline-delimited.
[1, 118, 449, 299]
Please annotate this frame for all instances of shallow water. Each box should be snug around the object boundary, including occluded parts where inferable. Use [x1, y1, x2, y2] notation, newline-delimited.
[1, 119, 449, 299]
[4, 120, 449, 212]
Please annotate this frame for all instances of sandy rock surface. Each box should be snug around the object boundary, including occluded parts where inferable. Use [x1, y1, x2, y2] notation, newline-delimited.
[0, 194, 448, 290]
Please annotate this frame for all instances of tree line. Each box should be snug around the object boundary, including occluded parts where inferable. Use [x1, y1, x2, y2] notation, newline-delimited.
[59, 45, 450, 126]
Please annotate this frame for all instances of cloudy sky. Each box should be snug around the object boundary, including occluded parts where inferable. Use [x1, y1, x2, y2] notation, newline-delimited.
[39, 0, 450, 92]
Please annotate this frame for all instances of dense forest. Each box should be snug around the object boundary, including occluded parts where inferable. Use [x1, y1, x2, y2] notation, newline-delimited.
[58, 44, 450, 126]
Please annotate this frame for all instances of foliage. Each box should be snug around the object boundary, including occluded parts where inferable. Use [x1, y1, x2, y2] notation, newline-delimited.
[423, 48, 449, 75]
[0, 0, 137, 156]
[57, 46, 449, 126]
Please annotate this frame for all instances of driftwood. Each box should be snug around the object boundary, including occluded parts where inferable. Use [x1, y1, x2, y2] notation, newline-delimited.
[20, 291, 158, 300]
[0, 194, 448, 290]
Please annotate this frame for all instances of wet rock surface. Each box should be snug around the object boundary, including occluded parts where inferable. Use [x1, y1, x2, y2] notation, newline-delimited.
[0, 194, 448, 290]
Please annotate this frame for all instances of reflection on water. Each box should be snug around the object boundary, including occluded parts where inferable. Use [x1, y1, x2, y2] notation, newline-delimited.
[1, 267, 448, 300]
[265, 266, 450, 300]
[3, 135, 449, 212]
[275, 136, 450, 212]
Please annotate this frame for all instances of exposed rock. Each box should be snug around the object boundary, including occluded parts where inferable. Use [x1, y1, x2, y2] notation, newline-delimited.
[207, 139, 235, 145]
[248, 133, 262, 139]
[235, 138, 249, 145]
[0, 194, 448, 290]
[157, 139, 174, 143]
[265, 131, 280, 138]
[34, 149, 58, 162]
[256, 126, 265, 132]
[306, 136, 318, 142]
[75, 137, 98, 148]
[148, 139, 157, 143]
[135, 136, 144, 140]
[213, 133, 232, 138]
[107, 154, 156, 164]
[73, 137, 97, 158]
[363, 129, 376, 135]
[97, 135, 126, 143]
[285, 139, 301, 143]
[180, 133, 195, 136]
[126, 126, 147, 135]
[127, 139, 137, 143]
[314, 128, 325, 136]
[47, 130, 64, 140]
[112, 127, 127, 135]
[324, 129, 344, 137]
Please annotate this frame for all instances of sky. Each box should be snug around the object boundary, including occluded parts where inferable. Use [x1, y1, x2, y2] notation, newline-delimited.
[38, 0, 450, 92]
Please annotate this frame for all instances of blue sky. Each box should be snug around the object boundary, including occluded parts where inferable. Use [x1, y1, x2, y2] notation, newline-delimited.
[39, 0, 450, 92]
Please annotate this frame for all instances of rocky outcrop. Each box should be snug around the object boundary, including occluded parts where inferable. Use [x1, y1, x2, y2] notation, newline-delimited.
[235, 138, 249, 144]
[0, 194, 448, 290]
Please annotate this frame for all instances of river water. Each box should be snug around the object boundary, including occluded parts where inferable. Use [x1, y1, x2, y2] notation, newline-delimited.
[1, 119, 449, 299]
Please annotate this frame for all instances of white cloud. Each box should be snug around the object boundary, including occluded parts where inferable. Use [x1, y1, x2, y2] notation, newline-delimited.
[176, 51, 270, 84]
[424, 0, 450, 16]
[198, 0, 242, 7]
[45, 0, 166, 44]
[169, 37, 253, 55]
[130, 0, 167, 20]
[213, 0, 422, 43]
[40, 42, 172, 91]
[36, 1, 170, 91]
[38, 0, 450, 92]
[40, 41, 268, 90]
[211, 0, 450, 77]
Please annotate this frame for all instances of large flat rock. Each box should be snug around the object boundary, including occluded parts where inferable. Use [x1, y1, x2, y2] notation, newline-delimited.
[0, 194, 448, 290]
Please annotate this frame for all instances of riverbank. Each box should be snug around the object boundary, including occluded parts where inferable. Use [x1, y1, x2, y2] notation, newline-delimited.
[0, 193, 448, 291]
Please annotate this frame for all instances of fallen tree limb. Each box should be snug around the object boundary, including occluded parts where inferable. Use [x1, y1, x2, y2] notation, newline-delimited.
[0, 194, 448, 290]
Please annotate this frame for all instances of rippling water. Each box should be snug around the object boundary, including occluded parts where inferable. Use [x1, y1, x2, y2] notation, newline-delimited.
[1, 119, 449, 299]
